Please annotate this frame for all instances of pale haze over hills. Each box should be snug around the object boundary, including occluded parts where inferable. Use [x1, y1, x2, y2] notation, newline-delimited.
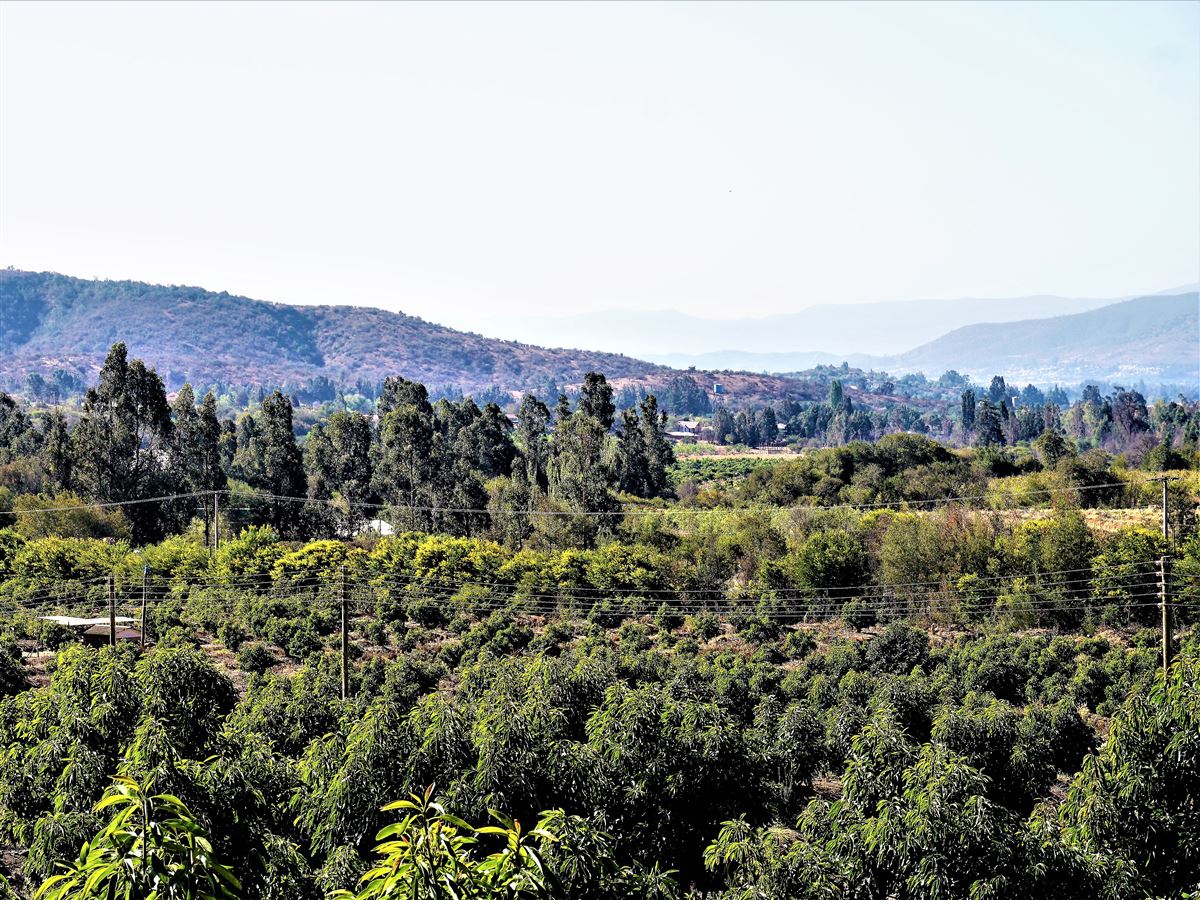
[2, 3, 1197, 325]
[452, 291, 1185, 360]
[0, 4, 1196, 395]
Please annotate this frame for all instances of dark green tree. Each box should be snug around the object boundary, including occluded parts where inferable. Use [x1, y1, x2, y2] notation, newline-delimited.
[233, 391, 305, 536]
[973, 400, 1005, 448]
[516, 394, 552, 493]
[829, 380, 845, 411]
[70, 343, 173, 541]
[615, 409, 650, 497]
[374, 383, 439, 531]
[961, 389, 976, 433]
[455, 402, 516, 481]
[165, 385, 227, 535]
[0, 392, 39, 463]
[40, 409, 72, 492]
[638, 394, 674, 498]
[988, 375, 1009, 405]
[712, 407, 736, 446]
[307, 410, 375, 534]
[548, 405, 619, 544]
[578, 372, 615, 430]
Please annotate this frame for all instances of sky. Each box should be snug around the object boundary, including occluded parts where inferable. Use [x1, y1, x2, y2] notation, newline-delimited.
[2, 0, 1197, 329]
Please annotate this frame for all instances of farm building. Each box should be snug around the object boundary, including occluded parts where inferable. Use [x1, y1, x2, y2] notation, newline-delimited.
[81, 624, 143, 647]
[40, 616, 142, 647]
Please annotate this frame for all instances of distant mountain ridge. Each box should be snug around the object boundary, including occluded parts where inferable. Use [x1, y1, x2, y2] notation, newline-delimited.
[463, 293, 1142, 360]
[881, 292, 1199, 384]
[643, 292, 1199, 384]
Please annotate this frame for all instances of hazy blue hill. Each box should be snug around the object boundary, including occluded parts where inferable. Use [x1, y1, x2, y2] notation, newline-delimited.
[883, 293, 1199, 383]
[648, 349, 844, 371]
[464, 293, 1123, 360]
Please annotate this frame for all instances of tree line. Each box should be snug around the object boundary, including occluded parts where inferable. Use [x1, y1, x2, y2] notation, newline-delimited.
[0, 344, 676, 545]
[707, 373, 1199, 458]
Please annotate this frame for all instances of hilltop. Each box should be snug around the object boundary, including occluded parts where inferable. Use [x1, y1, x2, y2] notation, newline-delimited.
[0, 270, 674, 394]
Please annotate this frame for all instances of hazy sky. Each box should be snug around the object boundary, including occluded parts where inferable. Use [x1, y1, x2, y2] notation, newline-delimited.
[2, 1, 1197, 327]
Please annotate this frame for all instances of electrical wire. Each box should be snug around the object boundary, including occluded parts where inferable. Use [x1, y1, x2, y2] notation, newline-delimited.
[6, 475, 1165, 521]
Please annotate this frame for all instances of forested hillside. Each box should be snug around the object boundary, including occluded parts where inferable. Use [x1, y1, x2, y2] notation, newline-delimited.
[0, 271, 822, 407]
[0, 270, 667, 395]
[0, 344, 1196, 897]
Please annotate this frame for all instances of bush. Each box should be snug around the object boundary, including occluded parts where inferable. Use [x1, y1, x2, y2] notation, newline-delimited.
[782, 628, 817, 659]
[406, 596, 447, 629]
[842, 596, 877, 631]
[217, 620, 247, 652]
[737, 614, 782, 645]
[687, 611, 721, 641]
[865, 623, 929, 675]
[654, 602, 684, 631]
[238, 642, 276, 675]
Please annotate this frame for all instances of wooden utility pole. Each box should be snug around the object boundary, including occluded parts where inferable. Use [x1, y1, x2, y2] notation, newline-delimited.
[140, 566, 148, 652]
[1159, 478, 1171, 673]
[1161, 477, 1169, 545]
[213, 492, 221, 552]
[1160, 555, 1172, 673]
[340, 565, 349, 701]
[107, 576, 116, 649]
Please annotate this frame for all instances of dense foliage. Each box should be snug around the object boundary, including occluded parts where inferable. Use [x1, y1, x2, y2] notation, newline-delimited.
[0, 344, 1196, 898]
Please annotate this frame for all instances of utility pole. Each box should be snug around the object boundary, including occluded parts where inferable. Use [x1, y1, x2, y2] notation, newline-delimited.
[339, 565, 349, 701]
[1161, 477, 1169, 546]
[1160, 555, 1172, 673]
[213, 491, 221, 552]
[1159, 477, 1171, 674]
[140, 566, 148, 652]
[107, 576, 116, 649]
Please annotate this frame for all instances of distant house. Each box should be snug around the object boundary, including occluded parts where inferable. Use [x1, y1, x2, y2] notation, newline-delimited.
[677, 420, 700, 433]
[41, 615, 136, 631]
[713, 383, 725, 395]
[81, 624, 143, 647]
[42, 616, 141, 647]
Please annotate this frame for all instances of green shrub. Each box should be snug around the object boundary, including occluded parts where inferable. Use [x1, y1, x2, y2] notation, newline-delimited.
[782, 628, 817, 659]
[842, 596, 877, 631]
[237, 642, 276, 675]
[687, 611, 721, 641]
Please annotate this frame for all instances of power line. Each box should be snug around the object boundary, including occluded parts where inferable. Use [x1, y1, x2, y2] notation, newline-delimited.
[219, 479, 1146, 517]
[90, 572, 1174, 616]
[3, 490, 215, 514]
[4, 476, 1161, 521]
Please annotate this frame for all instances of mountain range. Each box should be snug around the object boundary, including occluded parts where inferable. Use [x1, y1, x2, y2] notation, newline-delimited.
[654, 293, 1199, 385]
[880, 292, 1198, 384]
[0, 269, 1195, 400]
